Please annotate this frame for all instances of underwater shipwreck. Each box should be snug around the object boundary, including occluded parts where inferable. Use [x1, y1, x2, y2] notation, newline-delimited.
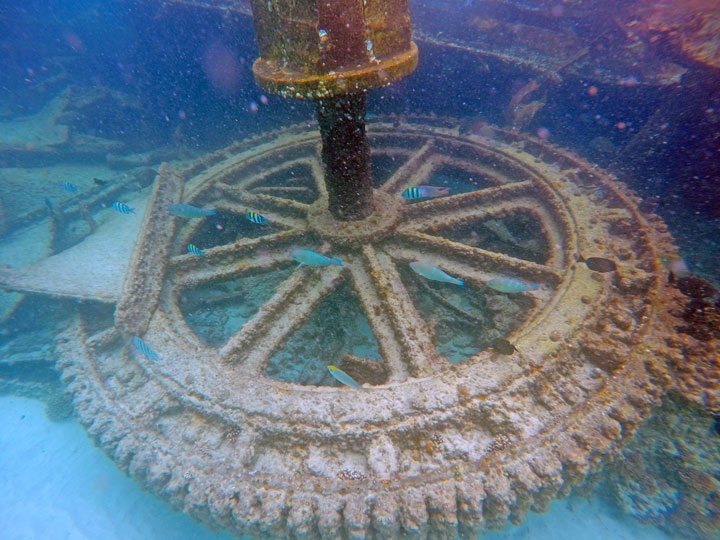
[1, 0, 719, 538]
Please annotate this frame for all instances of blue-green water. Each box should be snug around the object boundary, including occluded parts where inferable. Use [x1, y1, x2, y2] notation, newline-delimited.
[1, 1, 718, 539]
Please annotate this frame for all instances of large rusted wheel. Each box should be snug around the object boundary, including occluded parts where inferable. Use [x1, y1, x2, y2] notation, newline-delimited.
[57, 117, 692, 539]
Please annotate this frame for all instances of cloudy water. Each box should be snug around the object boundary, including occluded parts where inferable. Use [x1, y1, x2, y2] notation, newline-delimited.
[1, 1, 718, 539]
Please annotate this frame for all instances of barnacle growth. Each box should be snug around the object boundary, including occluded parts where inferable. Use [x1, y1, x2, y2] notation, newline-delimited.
[2, 117, 717, 538]
[605, 395, 720, 540]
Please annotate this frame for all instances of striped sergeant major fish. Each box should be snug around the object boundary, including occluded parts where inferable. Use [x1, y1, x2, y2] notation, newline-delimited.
[487, 277, 539, 294]
[245, 211, 267, 224]
[167, 203, 216, 218]
[187, 243, 204, 256]
[61, 182, 78, 193]
[291, 248, 343, 267]
[410, 261, 463, 286]
[132, 336, 159, 361]
[112, 201, 135, 214]
[327, 365, 361, 389]
[401, 185, 450, 199]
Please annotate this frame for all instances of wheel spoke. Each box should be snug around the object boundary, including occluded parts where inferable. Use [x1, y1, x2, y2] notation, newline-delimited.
[218, 266, 345, 374]
[358, 245, 447, 378]
[169, 231, 306, 288]
[309, 153, 328, 199]
[386, 232, 562, 288]
[346, 251, 409, 382]
[380, 140, 436, 195]
[400, 189, 568, 270]
[215, 183, 310, 221]
[402, 181, 535, 222]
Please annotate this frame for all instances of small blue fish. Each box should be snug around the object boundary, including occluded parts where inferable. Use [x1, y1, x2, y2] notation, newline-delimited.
[132, 336, 158, 361]
[187, 244, 204, 256]
[62, 182, 78, 193]
[327, 365, 361, 389]
[487, 277, 538, 294]
[112, 201, 135, 214]
[246, 211, 267, 224]
[402, 186, 450, 199]
[410, 261, 463, 286]
[291, 248, 343, 267]
[167, 203, 216, 218]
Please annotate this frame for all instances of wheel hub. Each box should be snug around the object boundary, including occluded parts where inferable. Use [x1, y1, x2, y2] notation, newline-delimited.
[307, 189, 403, 247]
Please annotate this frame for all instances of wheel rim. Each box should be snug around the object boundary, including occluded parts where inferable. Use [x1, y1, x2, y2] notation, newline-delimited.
[58, 117, 685, 538]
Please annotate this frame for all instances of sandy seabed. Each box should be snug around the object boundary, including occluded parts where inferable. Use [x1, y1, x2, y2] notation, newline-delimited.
[0, 395, 671, 540]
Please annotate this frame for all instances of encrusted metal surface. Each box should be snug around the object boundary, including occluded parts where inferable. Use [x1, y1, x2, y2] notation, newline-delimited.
[250, 0, 417, 98]
[50, 118, 706, 538]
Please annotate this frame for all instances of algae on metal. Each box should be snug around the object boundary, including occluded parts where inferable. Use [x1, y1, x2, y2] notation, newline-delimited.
[1, 117, 712, 538]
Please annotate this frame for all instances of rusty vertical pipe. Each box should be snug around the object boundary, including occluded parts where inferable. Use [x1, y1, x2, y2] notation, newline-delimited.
[315, 94, 374, 220]
[249, 0, 417, 220]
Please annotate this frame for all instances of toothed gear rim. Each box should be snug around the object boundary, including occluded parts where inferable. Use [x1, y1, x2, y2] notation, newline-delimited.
[57, 117, 686, 539]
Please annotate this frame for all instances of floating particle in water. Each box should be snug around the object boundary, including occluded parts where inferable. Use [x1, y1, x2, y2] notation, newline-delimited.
[63, 31, 84, 53]
[202, 41, 242, 94]
[216, 224, 223, 230]
[249, 101, 259, 113]
[619, 75, 640, 87]
[260, 95, 268, 106]
[536, 127, 550, 140]
[660, 256, 691, 278]
[587, 85, 598, 96]
[178, 110, 187, 120]
[616, 122, 627, 130]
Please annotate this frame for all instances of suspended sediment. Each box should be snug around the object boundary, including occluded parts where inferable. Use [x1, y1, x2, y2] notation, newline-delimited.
[4, 117, 716, 539]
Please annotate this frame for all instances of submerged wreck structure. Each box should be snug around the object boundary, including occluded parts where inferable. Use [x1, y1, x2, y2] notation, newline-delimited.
[1, 0, 718, 538]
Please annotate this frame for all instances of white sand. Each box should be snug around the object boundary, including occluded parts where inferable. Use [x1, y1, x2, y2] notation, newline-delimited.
[0, 395, 671, 540]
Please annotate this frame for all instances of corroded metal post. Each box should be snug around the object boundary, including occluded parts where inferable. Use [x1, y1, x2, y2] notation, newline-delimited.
[249, 0, 418, 220]
[315, 94, 373, 219]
